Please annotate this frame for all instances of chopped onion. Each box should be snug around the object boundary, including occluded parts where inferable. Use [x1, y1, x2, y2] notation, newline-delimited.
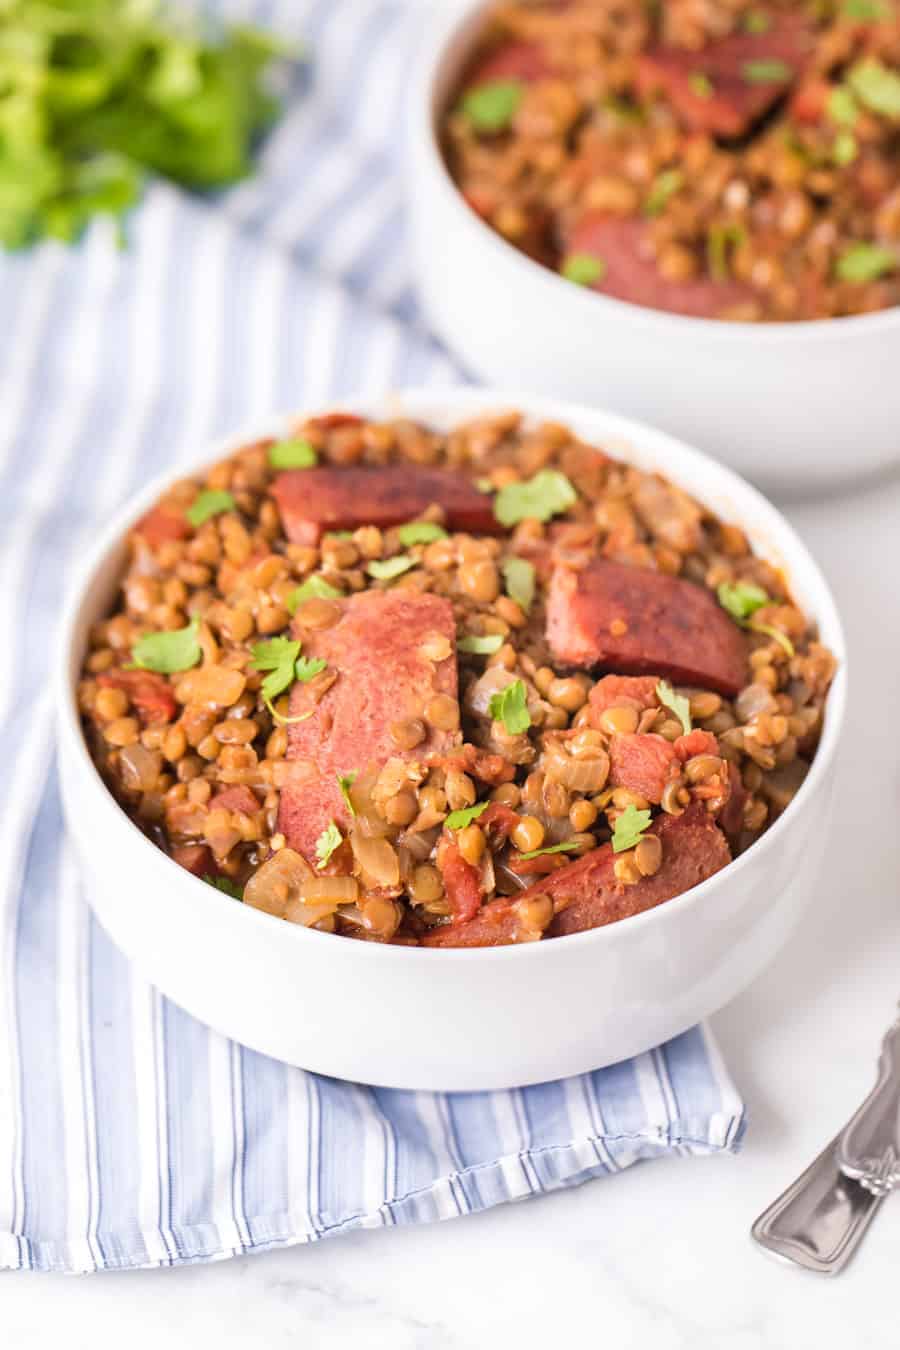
[118, 742, 162, 792]
[298, 875, 359, 904]
[244, 848, 314, 918]
[284, 898, 341, 928]
[544, 746, 609, 792]
[350, 831, 400, 887]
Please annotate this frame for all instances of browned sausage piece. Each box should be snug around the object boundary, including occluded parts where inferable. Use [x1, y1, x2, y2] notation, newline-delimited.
[564, 214, 757, 319]
[277, 591, 459, 864]
[546, 559, 748, 697]
[271, 465, 503, 546]
[422, 806, 730, 947]
[635, 12, 814, 138]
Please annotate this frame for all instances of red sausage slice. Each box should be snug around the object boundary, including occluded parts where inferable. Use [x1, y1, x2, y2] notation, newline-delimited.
[565, 214, 757, 319]
[209, 786, 261, 816]
[608, 733, 679, 804]
[468, 39, 550, 87]
[422, 806, 730, 947]
[277, 591, 459, 865]
[271, 465, 502, 547]
[546, 559, 748, 696]
[636, 12, 814, 138]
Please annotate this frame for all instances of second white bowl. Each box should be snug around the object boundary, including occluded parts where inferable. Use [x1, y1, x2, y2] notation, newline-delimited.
[407, 0, 900, 494]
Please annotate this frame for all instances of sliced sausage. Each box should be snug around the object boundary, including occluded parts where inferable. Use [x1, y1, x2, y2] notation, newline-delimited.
[97, 669, 177, 724]
[422, 805, 730, 947]
[609, 733, 679, 804]
[546, 559, 748, 697]
[171, 843, 215, 877]
[467, 39, 550, 87]
[277, 591, 459, 864]
[636, 12, 814, 138]
[564, 214, 757, 319]
[209, 786, 261, 816]
[271, 465, 503, 547]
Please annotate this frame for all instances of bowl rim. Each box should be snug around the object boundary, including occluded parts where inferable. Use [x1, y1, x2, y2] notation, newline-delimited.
[409, 0, 900, 345]
[57, 385, 848, 964]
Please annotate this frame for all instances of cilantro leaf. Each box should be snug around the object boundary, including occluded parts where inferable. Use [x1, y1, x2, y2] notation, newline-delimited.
[250, 637, 301, 700]
[130, 617, 201, 674]
[366, 555, 416, 581]
[295, 655, 327, 682]
[204, 874, 243, 900]
[315, 821, 343, 869]
[460, 79, 523, 133]
[397, 521, 447, 547]
[688, 71, 714, 98]
[847, 60, 900, 118]
[458, 633, 505, 655]
[502, 556, 536, 614]
[494, 470, 577, 528]
[517, 839, 581, 861]
[611, 804, 653, 854]
[264, 697, 313, 725]
[445, 801, 490, 831]
[268, 438, 317, 469]
[336, 771, 357, 816]
[707, 223, 746, 281]
[561, 252, 606, 286]
[742, 10, 771, 32]
[287, 575, 342, 612]
[827, 86, 859, 126]
[645, 169, 684, 216]
[717, 581, 769, 622]
[835, 242, 897, 283]
[742, 59, 792, 83]
[656, 681, 692, 736]
[833, 131, 858, 165]
[487, 679, 531, 735]
[187, 489, 235, 527]
[748, 622, 795, 657]
[843, 0, 888, 21]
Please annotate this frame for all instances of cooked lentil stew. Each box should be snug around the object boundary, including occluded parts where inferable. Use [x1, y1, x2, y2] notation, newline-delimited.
[441, 0, 900, 320]
[78, 410, 836, 946]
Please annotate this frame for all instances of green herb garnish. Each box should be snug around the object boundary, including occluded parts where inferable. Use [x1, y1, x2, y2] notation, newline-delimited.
[204, 875, 243, 900]
[287, 575, 342, 612]
[475, 477, 495, 494]
[742, 59, 792, 83]
[295, 655, 327, 682]
[561, 252, 606, 286]
[833, 131, 858, 165]
[611, 804, 652, 854]
[251, 636, 303, 700]
[397, 521, 447, 547]
[460, 78, 523, 132]
[707, 223, 746, 281]
[336, 771, 357, 817]
[0, 1, 289, 251]
[130, 617, 200, 674]
[518, 839, 580, 861]
[847, 60, 900, 118]
[835, 242, 897, 283]
[743, 10, 772, 32]
[494, 470, 577, 528]
[445, 801, 490, 831]
[717, 581, 769, 621]
[827, 86, 859, 126]
[268, 438, 317, 470]
[487, 678, 531, 735]
[502, 557, 536, 613]
[645, 169, 685, 216]
[315, 821, 343, 869]
[688, 72, 714, 98]
[749, 623, 795, 657]
[264, 697, 314, 726]
[366, 554, 416, 581]
[842, 0, 888, 20]
[458, 633, 505, 655]
[187, 489, 235, 527]
[656, 681, 692, 736]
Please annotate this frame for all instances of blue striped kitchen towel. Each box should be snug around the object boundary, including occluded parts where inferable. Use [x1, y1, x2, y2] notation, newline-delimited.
[0, 0, 745, 1273]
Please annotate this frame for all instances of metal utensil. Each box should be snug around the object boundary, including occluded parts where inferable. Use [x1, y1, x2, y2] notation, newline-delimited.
[751, 1009, 900, 1274]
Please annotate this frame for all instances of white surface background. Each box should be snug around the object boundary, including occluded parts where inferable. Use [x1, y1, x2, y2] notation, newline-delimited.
[5, 465, 900, 1344]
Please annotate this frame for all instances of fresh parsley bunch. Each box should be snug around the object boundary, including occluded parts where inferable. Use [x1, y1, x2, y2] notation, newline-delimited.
[0, 0, 289, 248]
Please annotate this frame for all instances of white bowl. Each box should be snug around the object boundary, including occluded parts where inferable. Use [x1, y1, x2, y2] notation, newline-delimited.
[407, 0, 900, 494]
[57, 387, 846, 1091]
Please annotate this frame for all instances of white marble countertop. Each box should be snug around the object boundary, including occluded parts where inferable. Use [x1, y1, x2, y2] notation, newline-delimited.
[6, 466, 900, 1347]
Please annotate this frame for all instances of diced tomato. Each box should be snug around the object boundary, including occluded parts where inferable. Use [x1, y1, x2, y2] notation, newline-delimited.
[133, 504, 191, 547]
[674, 729, 720, 761]
[97, 669, 177, 724]
[437, 835, 483, 924]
